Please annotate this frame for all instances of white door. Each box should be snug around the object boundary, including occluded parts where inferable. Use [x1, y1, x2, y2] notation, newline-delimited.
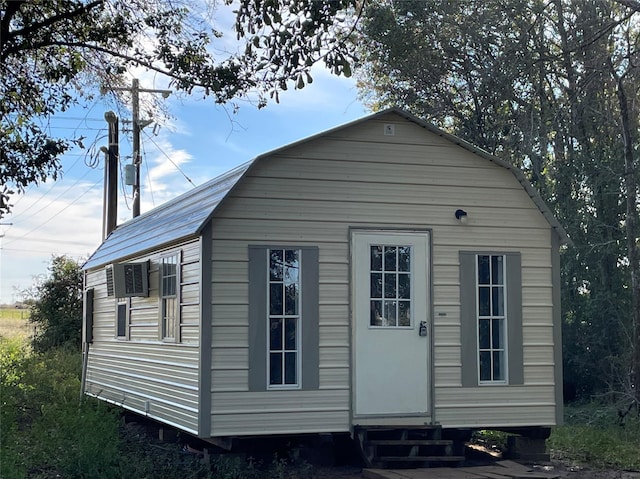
[352, 231, 430, 417]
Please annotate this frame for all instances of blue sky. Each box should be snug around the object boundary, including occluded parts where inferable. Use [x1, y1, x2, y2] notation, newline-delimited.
[0, 68, 367, 304]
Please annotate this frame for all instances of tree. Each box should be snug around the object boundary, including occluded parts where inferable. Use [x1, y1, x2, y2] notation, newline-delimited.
[26, 255, 84, 352]
[353, 0, 640, 405]
[0, 0, 359, 218]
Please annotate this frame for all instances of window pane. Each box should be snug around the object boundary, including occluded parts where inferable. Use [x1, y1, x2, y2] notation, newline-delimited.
[384, 273, 397, 298]
[479, 319, 490, 349]
[493, 351, 505, 380]
[269, 250, 283, 281]
[384, 300, 397, 326]
[270, 284, 283, 315]
[479, 351, 491, 381]
[284, 250, 299, 283]
[285, 283, 298, 315]
[398, 246, 411, 272]
[285, 318, 297, 350]
[479, 287, 491, 316]
[270, 318, 282, 350]
[492, 319, 504, 349]
[478, 255, 490, 284]
[398, 273, 410, 299]
[492, 255, 504, 284]
[492, 287, 504, 316]
[371, 246, 382, 271]
[269, 352, 282, 385]
[384, 246, 397, 271]
[117, 303, 127, 337]
[399, 301, 411, 326]
[370, 300, 382, 326]
[284, 352, 297, 384]
[371, 273, 382, 298]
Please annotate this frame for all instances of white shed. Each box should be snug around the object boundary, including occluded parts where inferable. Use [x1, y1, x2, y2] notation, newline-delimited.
[82, 108, 568, 466]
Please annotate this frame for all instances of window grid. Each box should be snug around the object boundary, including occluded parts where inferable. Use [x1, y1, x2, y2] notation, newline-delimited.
[369, 245, 412, 327]
[477, 254, 507, 383]
[161, 254, 178, 341]
[268, 249, 301, 388]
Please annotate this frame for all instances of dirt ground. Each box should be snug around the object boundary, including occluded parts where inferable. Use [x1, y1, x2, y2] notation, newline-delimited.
[312, 460, 640, 479]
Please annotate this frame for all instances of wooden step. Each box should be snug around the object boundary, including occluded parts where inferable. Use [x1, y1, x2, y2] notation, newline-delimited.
[378, 455, 466, 462]
[366, 439, 453, 446]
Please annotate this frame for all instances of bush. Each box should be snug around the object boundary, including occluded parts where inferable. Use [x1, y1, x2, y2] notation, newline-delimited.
[27, 255, 83, 353]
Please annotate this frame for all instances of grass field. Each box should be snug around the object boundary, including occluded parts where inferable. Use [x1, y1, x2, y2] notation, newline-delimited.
[0, 307, 31, 341]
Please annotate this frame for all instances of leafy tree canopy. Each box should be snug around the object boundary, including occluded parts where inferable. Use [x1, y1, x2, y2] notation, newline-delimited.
[0, 0, 359, 218]
[352, 0, 640, 403]
[26, 255, 84, 353]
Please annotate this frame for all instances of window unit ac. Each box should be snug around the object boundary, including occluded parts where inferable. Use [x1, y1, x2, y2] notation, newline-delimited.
[106, 261, 150, 298]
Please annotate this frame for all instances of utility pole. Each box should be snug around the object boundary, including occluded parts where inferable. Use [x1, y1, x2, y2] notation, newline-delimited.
[108, 79, 171, 218]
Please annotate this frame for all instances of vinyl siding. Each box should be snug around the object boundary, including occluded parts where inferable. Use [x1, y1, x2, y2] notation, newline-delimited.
[208, 112, 559, 435]
[84, 239, 202, 434]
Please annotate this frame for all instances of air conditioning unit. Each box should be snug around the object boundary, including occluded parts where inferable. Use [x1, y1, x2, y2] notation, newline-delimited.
[106, 261, 149, 298]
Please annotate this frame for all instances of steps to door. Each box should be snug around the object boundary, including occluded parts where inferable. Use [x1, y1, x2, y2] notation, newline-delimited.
[354, 426, 466, 469]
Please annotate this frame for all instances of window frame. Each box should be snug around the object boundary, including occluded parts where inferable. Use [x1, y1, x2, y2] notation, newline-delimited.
[476, 254, 508, 384]
[159, 251, 181, 342]
[116, 297, 131, 340]
[266, 248, 302, 390]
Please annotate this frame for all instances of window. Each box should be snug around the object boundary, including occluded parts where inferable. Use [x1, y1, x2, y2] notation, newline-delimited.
[268, 249, 301, 387]
[369, 245, 411, 327]
[477, 254, 506, 383]
[248, 246, 319, 392]
[116, 298, 130, 339]
[460, 251, 523, 387]
[161, 254, 179, 341]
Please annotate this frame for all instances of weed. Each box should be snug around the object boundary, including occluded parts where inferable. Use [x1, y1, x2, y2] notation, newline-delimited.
[549, 403, 640, 470]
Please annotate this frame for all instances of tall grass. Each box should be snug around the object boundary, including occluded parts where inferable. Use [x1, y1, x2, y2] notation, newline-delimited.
[0, 339, 315, 479]
[0, 306, 31, 341]
[549, 403, 640, 470]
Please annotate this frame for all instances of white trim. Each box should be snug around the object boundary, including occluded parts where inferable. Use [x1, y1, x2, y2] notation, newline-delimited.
[266, 248, 303, 390]
[476, 254, 509, 385]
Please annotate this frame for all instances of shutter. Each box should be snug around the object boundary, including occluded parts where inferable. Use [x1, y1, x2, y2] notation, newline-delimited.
[505, 252, 524, 385]
[106, 266, 114, 297]
[459, 252, 477, 387]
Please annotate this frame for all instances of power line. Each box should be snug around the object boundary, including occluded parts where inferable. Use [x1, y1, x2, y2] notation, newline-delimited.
[143, 131, 196, 188]
[4, 178, 103, 245]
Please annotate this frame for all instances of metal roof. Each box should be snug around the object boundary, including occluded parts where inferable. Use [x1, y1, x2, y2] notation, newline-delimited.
[82, 160, 252, 269]
[83, 107, 570, 270]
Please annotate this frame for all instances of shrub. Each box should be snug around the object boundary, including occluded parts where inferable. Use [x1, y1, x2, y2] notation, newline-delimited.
[26, 255, 83, 353]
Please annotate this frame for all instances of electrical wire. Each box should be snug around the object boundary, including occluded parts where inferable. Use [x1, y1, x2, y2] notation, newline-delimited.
[140, 137, 156, 207]
[4, 177, 103, 246]
[142, 130, 196, 188]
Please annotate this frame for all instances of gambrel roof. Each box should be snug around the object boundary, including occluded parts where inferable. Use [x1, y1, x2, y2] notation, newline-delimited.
[83, 108, 570, 270]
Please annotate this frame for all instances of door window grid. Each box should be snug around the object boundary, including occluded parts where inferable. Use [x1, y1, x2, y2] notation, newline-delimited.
[477, 254, 507, 383]
[369, 245, 412, 327]
[268, 249, 301, 388]
[161, 254, 178, 341]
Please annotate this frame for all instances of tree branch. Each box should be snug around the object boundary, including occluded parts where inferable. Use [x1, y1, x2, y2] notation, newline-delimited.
[1, 0, 105, 59]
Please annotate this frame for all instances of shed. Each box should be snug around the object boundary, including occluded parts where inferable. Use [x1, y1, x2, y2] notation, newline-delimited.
[82, 108, 568, 465]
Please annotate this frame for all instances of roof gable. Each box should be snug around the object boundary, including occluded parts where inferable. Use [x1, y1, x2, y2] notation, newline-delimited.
[83, 108, 569, 270]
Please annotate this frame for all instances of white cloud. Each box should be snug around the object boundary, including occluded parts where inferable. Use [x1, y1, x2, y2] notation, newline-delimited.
[1, 182, 104, 303]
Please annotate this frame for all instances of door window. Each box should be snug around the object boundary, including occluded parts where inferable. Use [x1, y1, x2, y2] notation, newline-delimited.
[369, 245, 412, 327]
